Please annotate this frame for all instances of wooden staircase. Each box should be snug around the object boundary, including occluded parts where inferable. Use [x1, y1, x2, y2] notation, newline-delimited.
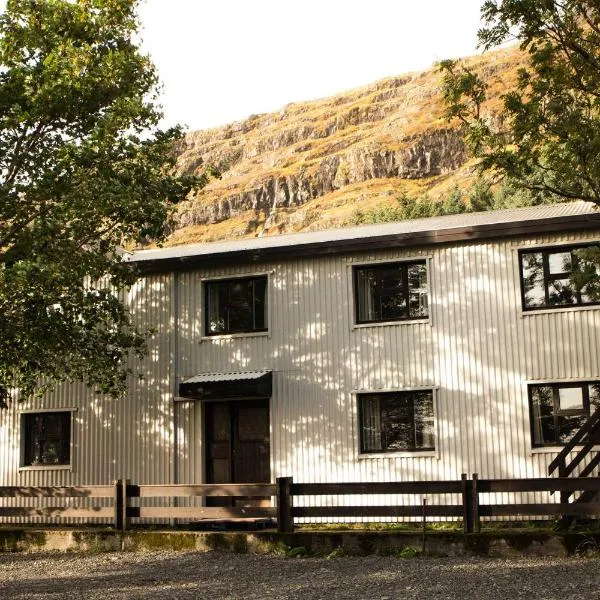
[548, 409, 600, 505]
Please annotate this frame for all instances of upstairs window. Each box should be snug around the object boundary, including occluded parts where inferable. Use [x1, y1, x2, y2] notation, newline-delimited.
[205, 275, 268, 336]
[353, 260, 428, 324]
[519, 244, 600, 310]
[22, 412, 71, 466]
[529, 382, 600, 447]
[359, 390, 435, 453]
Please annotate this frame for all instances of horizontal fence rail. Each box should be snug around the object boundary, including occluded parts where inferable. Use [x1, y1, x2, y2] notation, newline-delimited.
[0, 476, 599, 532]
[0, 485, 117, 522]
[122, 482, 277, 529]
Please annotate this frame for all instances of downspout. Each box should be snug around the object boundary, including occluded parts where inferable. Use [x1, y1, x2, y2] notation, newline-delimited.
[172, 270, 180, 486]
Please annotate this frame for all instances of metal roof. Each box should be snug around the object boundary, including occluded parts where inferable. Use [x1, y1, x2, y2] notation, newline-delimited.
[128, 201, 600, 272]
[180, 371, 272, 384]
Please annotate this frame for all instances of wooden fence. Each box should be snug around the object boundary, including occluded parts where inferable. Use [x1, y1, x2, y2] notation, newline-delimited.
[1, 475, 599, 533]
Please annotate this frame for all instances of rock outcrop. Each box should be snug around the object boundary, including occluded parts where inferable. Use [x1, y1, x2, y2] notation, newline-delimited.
[168, 46, 521, 244]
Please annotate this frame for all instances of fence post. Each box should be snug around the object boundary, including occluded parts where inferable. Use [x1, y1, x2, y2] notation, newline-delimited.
[471, 473, 480, 533]
[461, 473, 473, 533]
[113, 479, 123, 530]
[276, 476, 294, 533]
[121, 479, 130, 531]
[558, 459, 569, 504]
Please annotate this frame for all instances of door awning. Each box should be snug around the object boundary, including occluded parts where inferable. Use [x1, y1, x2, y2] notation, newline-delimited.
[178, 370, 272, 401]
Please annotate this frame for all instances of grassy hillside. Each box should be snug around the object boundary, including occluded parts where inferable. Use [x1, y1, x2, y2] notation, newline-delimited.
[167, 46, 524, 246]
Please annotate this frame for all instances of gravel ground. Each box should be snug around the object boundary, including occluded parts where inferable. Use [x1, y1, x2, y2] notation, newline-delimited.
[1, 552, 599, 600]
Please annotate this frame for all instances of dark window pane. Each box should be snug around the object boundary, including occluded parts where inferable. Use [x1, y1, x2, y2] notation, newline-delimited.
[383, 396, 414, 450]
[589, 384, 600, 411]
[360, 395, 383, 452]
[414, 392, 435, 449]
[557, 414, 587, 444]
[408, 264, 428, 318]
[23, 412, 71, 466]
[227, 280, 253, 331]
[521, 252, 546, 308]
[531, 386, 556, 445]
[355, 261, 427, 323]
[205, 276, 268, 335]
[359, 391, 435, 452]
[548, 277, 576, 306]
[253, 278, 267, 330]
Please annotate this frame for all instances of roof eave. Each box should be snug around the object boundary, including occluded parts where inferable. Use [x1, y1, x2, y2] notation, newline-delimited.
[132, 213, 600, 275]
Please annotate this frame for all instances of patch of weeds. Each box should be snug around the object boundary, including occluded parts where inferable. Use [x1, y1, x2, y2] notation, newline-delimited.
[394, 546, 418, 559]
[271, 541, 291, 556]
[269, 542, 314, 558]
[426, 522, 461, 532]
[286, 545, 312, 558]
[575, 536, 600, 558]
[297, 523, 352, 532]
[325, 546, 346, 560]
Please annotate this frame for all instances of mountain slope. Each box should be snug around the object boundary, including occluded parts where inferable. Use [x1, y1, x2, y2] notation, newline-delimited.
[169, 46, 523, 245]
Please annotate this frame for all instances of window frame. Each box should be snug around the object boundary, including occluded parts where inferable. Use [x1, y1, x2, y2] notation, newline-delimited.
[356, 388, 437, 456]
[518, 243, 600, 312]
[19, 409, 75, 469]
[202, 274, 269, 337]
[352, 259, 429, 326]
[528, 381, 600, 448]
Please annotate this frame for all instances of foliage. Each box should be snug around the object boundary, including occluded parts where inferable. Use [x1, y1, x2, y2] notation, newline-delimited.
[394, 546, 418, 559]
[0, 0, 211, 407]
[283, 545, 313, 558]
[350, 176, 553, 226]
[325, 545, 346, 559]
[439, 0, 600, 205]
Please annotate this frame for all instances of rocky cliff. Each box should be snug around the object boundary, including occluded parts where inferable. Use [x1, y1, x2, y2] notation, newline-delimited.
[169, 46, 521, 245]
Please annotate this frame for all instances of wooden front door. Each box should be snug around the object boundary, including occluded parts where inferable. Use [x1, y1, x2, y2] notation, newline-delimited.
[205, 399, 270, 506]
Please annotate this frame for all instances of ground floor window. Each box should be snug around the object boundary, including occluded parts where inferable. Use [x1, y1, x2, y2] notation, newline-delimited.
[358, 390, 435, 453]
[21, 411, 71, 466]
[529, 382, 600, 447]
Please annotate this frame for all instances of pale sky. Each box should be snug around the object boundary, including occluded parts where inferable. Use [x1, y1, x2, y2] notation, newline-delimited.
[138, 0, 486, 131]
[0, 0, 486, 131]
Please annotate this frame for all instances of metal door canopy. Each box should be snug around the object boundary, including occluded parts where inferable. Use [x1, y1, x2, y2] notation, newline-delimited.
[178, 371, 272, 401]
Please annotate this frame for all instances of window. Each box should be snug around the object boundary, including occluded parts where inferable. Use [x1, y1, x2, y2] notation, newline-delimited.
[529, 382, 600, 447]
[204, 275, 268, 336]
[353, 260, 428, 324]
[22, 412, 71, 466]
[358, 390, 435, 453]
[519, 244, 600, 310]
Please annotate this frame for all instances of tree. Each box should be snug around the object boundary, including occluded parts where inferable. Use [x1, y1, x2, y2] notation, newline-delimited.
[440, 0, 600, 205]
[0, 0, 210, 407]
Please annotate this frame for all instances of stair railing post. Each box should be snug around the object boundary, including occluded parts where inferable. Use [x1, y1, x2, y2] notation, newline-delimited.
[276, 476, 294, 533]
[559, 459, 569, 504]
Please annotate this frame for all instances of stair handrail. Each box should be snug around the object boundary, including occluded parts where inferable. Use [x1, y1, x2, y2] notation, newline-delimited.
[548, 408, 600, 475]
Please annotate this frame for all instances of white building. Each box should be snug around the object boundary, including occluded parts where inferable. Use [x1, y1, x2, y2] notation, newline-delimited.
[1, 201, 600, 519]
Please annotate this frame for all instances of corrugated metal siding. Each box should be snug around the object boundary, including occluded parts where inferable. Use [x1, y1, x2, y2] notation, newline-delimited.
[0, 274, 174, 523]
[168, 230, 600, 520]
[2, 230, 600, 523]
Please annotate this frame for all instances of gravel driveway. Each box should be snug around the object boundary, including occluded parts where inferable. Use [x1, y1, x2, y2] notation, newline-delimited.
[1, 552, 599, 599]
